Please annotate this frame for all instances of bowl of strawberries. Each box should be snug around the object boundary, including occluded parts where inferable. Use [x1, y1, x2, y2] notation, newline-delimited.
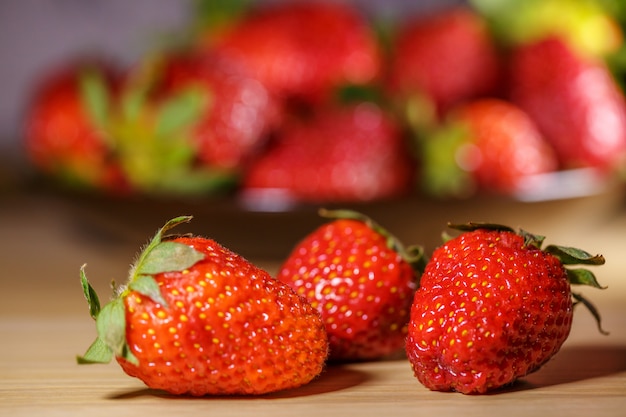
[21, 0, 626, 257]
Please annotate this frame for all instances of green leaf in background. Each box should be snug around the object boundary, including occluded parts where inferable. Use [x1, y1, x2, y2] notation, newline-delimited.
[156, 87, 210, 138]
[193, 0, 253, 33]
[469, 0, 622, 58]
[420, 121, 475, 198]
[80, 68, 110, 129]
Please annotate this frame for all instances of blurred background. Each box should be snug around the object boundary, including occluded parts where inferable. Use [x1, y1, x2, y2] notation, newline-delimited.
[1, 0, 625, 315]
[0, 0, 462, 158]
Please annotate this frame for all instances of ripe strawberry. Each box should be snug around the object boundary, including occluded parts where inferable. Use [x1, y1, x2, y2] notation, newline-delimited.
[102, 49, 275, 196]
[509, 36, 626, 170]
[420, 98, 558, 198]
[387, 7, 502, 121]
[406, 222, 607, 394]
[277, 209, 424, 360]
[78, 216, 328, 396]
[23, 59, 130, 193]
[242, 102, 414, 205]
[149, 50, 278, 170]
[208, 1, 382, 106]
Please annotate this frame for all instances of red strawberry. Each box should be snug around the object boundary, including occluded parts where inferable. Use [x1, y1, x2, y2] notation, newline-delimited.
[208, 1, 382, 106]
[387, 7, 502, 121]
[277, 209, 424, 360]
[23, 59, 130, 193]
[420, 98, 558, 198]
[78, 216, 328, 396]
[509, 36, 626, 170]
[150, 50, 278, 170]
[406, 222, 607, 394]
[242, 102, 414, 206]
[103, 49, 275, 196]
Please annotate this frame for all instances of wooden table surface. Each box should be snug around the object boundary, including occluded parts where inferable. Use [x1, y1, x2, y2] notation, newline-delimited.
[2, 189, 625, 416]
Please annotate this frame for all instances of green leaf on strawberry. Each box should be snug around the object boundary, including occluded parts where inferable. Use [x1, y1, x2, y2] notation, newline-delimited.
[544, 245, 606, 265]
[572, 292, 609, 335]
[76, 334, 113, 365]
[78, 215, 329, 395]
[78, 215, 206, 365]
[79, 264, 101, 320]
[95, 299, 131, 363]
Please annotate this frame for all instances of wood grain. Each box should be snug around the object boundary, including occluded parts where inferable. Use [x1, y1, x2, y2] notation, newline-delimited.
[1, 191, 625, 416]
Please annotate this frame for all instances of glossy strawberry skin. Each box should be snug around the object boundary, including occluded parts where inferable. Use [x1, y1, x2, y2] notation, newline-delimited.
[242, 103, 414, 203]
[23, 60, 129, 192]
[210, 1, 381, 105]
[406, 229, 573, 394]
[277, 218, 418, 360]
[387, 7, 501, 118]
[117, 236, 328, 396]
[509, 37, 626, 169]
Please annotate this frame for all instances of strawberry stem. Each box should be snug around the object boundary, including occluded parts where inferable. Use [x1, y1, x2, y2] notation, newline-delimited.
[318, 208, 427, 274]
[572, 292, 609, 335]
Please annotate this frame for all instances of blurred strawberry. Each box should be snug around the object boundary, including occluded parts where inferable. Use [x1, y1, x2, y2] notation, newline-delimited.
[242, 102, 414, 206]
[152, 50, 278, 170]
[206, 1, 382, 107]
[387, 7, 502, 122]
[509, 36, 626, 170]
[23, 59, 130, 193]
[420, 98, 558, 198]
[108, 49, 275, 195]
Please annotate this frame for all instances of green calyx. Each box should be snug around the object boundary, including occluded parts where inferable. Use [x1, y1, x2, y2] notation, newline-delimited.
[79, 61, 238, 197]
[418, 118, 477, 199]
[447, 221, 609, 335]
[77, 215, 206, 365]
[318, 208, 427, 276]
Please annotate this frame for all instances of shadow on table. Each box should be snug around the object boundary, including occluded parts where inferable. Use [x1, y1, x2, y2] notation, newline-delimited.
[108, 364, 371, 400]
[503, 344, 626, 393]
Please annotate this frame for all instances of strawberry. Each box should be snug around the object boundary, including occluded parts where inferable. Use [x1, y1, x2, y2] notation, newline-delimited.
[148, 49, 278, 170]
[23, 58, 130, 193]
[77, 216, 328, 396]
[509, 36, 626, 170]
[102, 49, 275, 196]
[387, 7, 502, 122]
[277, 209, 424, 360]
[419, 98, 558, 198]
[241, 102, 414, 206]
[406, 222, 607, 394]
[207, 1, 382, 106]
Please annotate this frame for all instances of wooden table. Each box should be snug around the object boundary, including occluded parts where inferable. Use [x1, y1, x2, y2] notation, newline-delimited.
[2, 190, 625, 416]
